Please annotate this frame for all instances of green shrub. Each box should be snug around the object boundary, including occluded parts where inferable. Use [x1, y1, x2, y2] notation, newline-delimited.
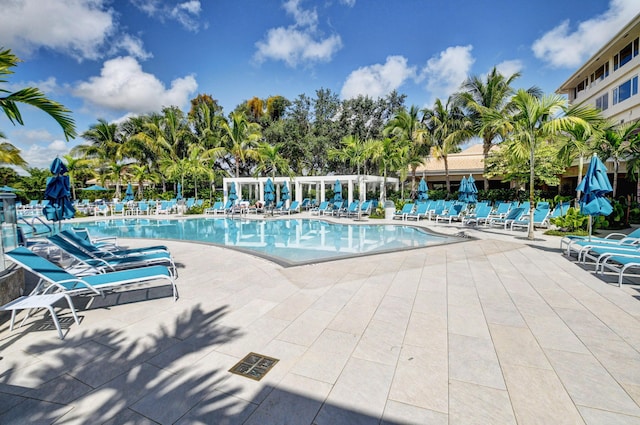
[550, 207, 588, 232]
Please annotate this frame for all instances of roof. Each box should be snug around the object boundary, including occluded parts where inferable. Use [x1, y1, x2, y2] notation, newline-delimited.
[415, 143, 489, 175]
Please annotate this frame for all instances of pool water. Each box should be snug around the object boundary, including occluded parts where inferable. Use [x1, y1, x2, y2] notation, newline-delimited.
[62, 217, 459, 266]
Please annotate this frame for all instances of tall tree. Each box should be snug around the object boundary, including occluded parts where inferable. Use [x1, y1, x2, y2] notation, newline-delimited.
[483, 89, 599, 240]
[423, 97, 472, 193]
[457, 67, 540, 189]
[594, 120, 640, 198]
[220, 111, 262, 177]
[366, 137, 407, 201]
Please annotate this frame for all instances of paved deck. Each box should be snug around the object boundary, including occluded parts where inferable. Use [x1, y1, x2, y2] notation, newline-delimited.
[1, 216, 639, 424]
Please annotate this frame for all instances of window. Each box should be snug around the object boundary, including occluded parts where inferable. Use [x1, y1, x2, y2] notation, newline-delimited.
[613, 75, 638, 105]
[591, 63, 609, 82]
[614, 38, 639, 70]
[576, 78, 588, 93]
[595, 93, 608, 111]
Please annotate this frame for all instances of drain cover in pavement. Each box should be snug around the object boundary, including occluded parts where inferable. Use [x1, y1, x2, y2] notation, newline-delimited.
[229, 352, 279, 381]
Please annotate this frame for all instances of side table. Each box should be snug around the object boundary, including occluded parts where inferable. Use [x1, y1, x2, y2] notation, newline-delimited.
[0, 293, 79, 339]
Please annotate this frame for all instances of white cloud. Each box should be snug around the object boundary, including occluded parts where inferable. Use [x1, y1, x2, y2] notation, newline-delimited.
[6, 77, 61, 96]
[110, 34, 153, 61]
[254, 0, 343, 67]
[9, 129, 55, 146]
[341, 56, 416, 99]
[340, 0, 356, 7]
[0, 0, 151, 61]
[494, 60, 524, 78]
[131, 0, 203, 32]
[420, 45, 475, 103]
[532, 0, 640, 68]
[21, 140, 71, 170]
[73, 56, 198, 114]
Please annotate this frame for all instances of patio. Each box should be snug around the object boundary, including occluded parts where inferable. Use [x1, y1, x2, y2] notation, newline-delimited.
[0, 217, 639, 424]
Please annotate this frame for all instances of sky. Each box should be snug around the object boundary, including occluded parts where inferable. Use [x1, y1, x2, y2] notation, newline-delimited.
[1, 0, 639, 171]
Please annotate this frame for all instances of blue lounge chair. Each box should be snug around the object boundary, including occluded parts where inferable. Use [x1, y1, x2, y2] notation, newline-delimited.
[406, 203, 430, 221]
[358, 200, 373, 216]
[5, 247, 178, 301]
[561, 227, 640, 256]
[60, 229, 169, 256]
[463, 204, 493, 226]
[598, 252, 640, 287]
[510, 207, 551, 231]
[343, 201, 360, 217]
[393, 203, 414, 220]
[46, 234, 177, 277]
[488, 207, 525, 229]
[280, 200, 301, 215]
[435, 204, 464, 224]
[311, 201, 330, 216]
[204, 201, 223, 215]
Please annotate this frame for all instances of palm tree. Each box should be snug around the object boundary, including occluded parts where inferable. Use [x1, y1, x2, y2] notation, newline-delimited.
[594, 120, 640, 198]
[0, 141, 26, 168]
[254, 142, 290, 179]
[328, 135, 367, 200]
[0, 47, 76, 140]
[557, 104, 605, 199]
[63, 154, 92, 200]
[384, 105, 429, 192]
[220, 111, 262, 177]
[366, 137, 407, 201]
[483, 89, 599, 240]
[457, 67, 540, 189]
[422, 97, 472, 193]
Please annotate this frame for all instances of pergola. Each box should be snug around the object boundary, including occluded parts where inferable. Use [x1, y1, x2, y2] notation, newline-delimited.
[221, 175, 400, 205]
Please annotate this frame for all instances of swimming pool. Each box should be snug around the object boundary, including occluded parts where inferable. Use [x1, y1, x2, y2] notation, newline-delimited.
[62, 217, 461, 266]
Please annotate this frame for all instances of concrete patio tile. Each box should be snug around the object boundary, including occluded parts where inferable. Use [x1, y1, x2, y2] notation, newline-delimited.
[310, 284, 360, 313]
[102, 408, 159, 425]
[0, 397, 73, 425]
[218, 299, 279, 328]
[175, 389, 258, 425]
[403, 310, 447, 348]
[0, 392, 29, 415]
[448, 333, 506, 390]
[546, 348, 640, 417]
[372, 294, 413, 325]
[555, 307, 623, 341]
[447, 302, 491, 339]
[243, 373, 332, 425]
[481, 302, 527, 327]
[290, 329, 358, 384]
[352, 318, 405, 366]
[314, 357, 395, 425]
[381, 400, 448, 425]
[578, 406, 640, 425]
[525, 314, 591, 354]
[502, 363, 585, 425]
[275, 308, 335, 347]
[389, 344, 448, 414]
[216, 316, 290, 359]
[448, 380, 516, 425]
[489, 324, 552, 370]
[326, 298, 378, 335]
[23, 373, 92, 405]
[266, 292, 318, 322]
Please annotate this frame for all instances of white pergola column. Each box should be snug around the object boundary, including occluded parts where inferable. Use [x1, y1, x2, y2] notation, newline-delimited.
[320, 180, 326, 202]
[347, 179, 354, 204]
[295, 180, 302, 202]
[359, 177, 366, 201]
[259, 180, 264, 203]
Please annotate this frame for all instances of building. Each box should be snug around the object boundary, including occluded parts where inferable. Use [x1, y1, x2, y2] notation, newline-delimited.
[557, 12, 640, 124]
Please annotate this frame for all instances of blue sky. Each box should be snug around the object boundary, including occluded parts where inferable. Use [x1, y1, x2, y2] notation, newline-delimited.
[1, 0, 639, 170]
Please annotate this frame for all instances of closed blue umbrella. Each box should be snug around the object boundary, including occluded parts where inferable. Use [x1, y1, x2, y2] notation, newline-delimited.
[577, 154, 613, 240]
[228, 182, 238, 202]
[281, 181, 290, 201]
[124, 183, 134, 201]
[43, 157, 75, 225]
[333, 180, 342, 202]
[417, 178, 429, 201]
[467, 175, 478, 203]
[264, 178, 275, 207]
[458, 176, 468, 202]
[176, 183, 183, 201]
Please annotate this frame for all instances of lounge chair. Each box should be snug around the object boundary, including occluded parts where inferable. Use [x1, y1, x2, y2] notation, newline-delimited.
[204, 201, 223, 215]
[463, 204, 493, 226]
[393, 203, 414, 220]
[46, 234, 177, 277]
[488, 207, 525, 229]
[5, 247, 178, 301]
[330, 201, 344, 216]
[343, 201, 360, 217]
[597, 252, 640, 287]
[311, 201, 330, 216]
[510, 207, 551, 231]
[406, 203, 430, 221]
[435, 204, 464, 224]
[561, 227, 640, 256]
[111, 202, 125, 216]
[280, 200, 300, 215]
[60, 229, 169, 256]
[358, 200, 373, 216]
[300, 198, 311, 210]
[488, 202, 511, 220]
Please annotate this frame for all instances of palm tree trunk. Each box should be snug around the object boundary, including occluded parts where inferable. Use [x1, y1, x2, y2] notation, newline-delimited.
[528, 143, 535, 240]
[444, 157, 450, 193]
[576, 154, 584, 201]
[613, 160, 619, 198]
[483, 138, 491, 190]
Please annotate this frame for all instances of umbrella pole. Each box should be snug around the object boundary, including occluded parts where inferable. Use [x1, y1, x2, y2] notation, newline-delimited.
[588, 215, 592, 242]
